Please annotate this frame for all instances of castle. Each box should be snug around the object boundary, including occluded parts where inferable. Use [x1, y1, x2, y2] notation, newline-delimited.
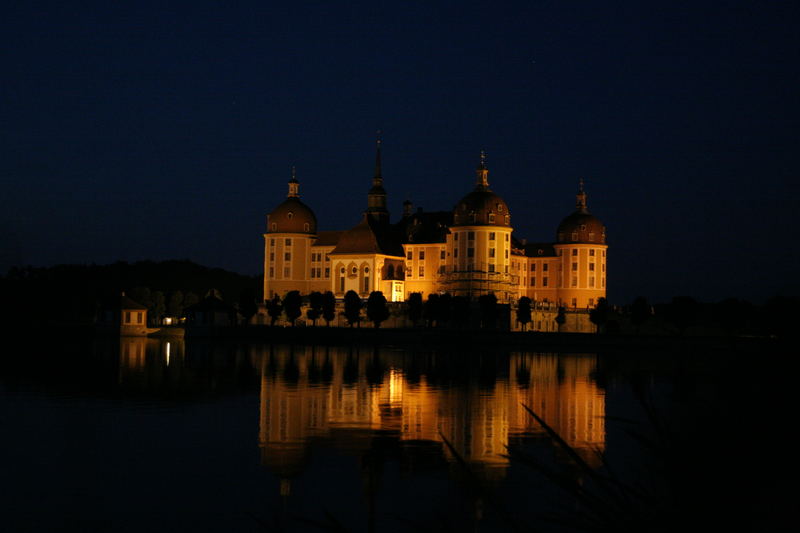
[263, 141, 607, 309]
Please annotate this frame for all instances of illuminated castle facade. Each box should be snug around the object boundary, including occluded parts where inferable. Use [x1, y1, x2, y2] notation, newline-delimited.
[263, 142, 607, 308]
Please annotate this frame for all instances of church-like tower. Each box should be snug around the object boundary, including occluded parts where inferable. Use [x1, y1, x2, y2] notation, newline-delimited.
[365, 136, 390, 224]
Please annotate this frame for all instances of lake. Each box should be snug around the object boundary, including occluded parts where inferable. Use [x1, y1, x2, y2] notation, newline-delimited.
[0, 334, 786, 532]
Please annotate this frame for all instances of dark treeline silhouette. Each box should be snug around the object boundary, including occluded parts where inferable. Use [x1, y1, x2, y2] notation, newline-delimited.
[1, 260, 261, 326]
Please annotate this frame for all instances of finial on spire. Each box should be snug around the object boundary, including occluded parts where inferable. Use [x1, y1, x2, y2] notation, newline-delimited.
[475, 149, 490, 189]
[576, 178, 588, 211]
[374, 130, 382, 179]
[287, 166, 300, 198]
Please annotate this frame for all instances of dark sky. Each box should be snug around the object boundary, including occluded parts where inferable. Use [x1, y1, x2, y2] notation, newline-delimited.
[1, 0, 797, 304]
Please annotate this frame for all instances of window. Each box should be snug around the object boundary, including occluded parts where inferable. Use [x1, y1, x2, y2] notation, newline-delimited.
[602, 250, 606, 257]
[440, 249, 445, 259]
[467, 247, 474, 257]
[340, 267, 345, 274]
[419, 266, 424, 277]
[340, 277, 345, 292]
[498, 204, 503, 213]
[571, 277, 577, 287]
[572, 262, 578, 271]
[351, 266, 358, 275]
[364, 267, 369, 273]
[571, 232, 578, 241]
[543, 277, 548, 287]
[304, 222, 310, 231]
[505, 234, 509, 242]
[489, 232, 495, 240]
[325, 254, 330, 262]
[543, 264, 549, 272]
[589, 249, 595, 256]
[285, 238, 292, 246]
[364, 277, 370, 292]
[588, 233, 594, 241]
[406, 266, 412, 277]
[589, 298, 594, 307]
[531, 264, 536, 272]
[572, 298, 577, 307]
[504, 265, 508, 273]
[270, 238, 275, 246]
[602, 277, 606, 288]
[504, 215, 510, 224]
[468, 231, 475, 240]
[284, 267, 290, 277]
[489, 248, 495, 258]
[271, 222, 276, 231]
[530, 277, 536, 286]
[287, 212, 293, 219]
[454, 248, 459, 258]
[285, 252, 291, 261]
[589, 276, 595, 287]
[419, 250, 425, 260]
[572, 249, 578, 256]
[589, 263, 595, 271]
[325, 267, 330, 278]
[269, 252, 275, 261]
[602, 263, 606, 272]
[488, 264, 495, 272]
[454, 233, 459, 241]
[407, 250, 412, 259]
[125, 311, 131, 323]
[488, 213, 495, 222]
[137, 312, 143, 324]
[505, 249, 509, 258]
[269, 267, 274, 277]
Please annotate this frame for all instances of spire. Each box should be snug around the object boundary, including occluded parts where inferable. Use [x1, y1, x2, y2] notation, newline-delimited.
[287, 166, 299, 198]
[576, 178, 588, 212]
[366, 133, 389, 223]
[475, 149, 490, 189]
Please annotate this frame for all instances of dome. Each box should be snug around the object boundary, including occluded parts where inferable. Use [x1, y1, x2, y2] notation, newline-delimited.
[267, 197, 317, 234]
[556, 211, 606, 244]
[451, 151, 511, 227]
[556, 181, 606, 244]
[452, 189, 511, 227]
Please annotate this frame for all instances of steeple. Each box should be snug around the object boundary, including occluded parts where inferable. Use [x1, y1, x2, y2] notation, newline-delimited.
[576, 178, 588, 212]
[475, 150, 490, 190]
[287, 166, 299, 198]
[366, 133, 390, 223]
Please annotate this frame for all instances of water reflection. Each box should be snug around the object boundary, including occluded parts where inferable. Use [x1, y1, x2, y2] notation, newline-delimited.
[253, 345, 605, 484]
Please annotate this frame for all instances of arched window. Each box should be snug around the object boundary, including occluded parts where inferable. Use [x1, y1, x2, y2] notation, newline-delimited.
[304, 223, 310, 231]
[271, 222, 277, 231]
[287, 212, 293, 219]
[488, 213, 495, 223]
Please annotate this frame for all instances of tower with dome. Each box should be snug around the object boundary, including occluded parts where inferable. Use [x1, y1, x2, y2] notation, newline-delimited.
[263, 142, 607, 321]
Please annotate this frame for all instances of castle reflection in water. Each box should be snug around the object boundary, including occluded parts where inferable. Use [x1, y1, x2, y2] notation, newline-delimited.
[253, 345, 605, 482]
[114, 338, 605, 483]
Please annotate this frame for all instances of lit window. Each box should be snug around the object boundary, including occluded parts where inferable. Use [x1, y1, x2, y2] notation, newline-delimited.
[489, 213, 495, 222]
[406, 266, 412, 277]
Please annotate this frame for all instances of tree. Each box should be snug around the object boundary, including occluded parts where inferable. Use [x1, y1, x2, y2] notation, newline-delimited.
[452, 296, 470, 329]
[630, 296, 651, 334]
[478, 293, 498, 329]
[438, 293, 453, 327]
[238, 287, 258, 325]
[424, 294, 440, 327]
[555, 306, 566, 332]
[167, 290, 184, 318]
[407, 292, 423, 326]
[666, 296, 698, 335]
[322, 291, 337, 326]
[344, 290, 362, 327]
[283, 290, 302, 326]
[151, 290, 166, 326]
[366, 291, 390, 328]
[183, 291, 200, 309]
[306, 291, 323, 326]
[516, 296, 532, 331]
[589, 297, 610, 333]
[266, 294, 283, 326]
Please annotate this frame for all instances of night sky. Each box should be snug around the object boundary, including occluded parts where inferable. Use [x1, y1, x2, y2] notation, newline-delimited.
[2, 0, 797, 304]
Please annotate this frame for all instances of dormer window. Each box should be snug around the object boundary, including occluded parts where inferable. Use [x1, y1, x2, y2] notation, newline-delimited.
[571, 232, 578, 241]
[498, 204, 504, 213]
[488, 213, 495, 223]
[287, 212, 293, 219]
[271, 223, 277, 231]
[304, 223, 310, 232]
[580, 224, 586, 231]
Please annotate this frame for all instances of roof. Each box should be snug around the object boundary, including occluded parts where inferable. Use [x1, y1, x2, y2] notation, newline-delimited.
[452, 188, 511, 227]
[120, 294, 148, 310]
[267, 197, 317, 234]
[330, 216, 405, 257]
[313, 231, 344, 247]
[523, 242, 557, 258]
[394, 210, 452, 244]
